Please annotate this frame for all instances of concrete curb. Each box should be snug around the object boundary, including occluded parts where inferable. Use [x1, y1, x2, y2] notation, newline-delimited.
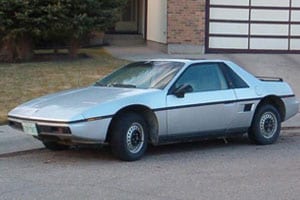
[0, 148, 44, 158]
[0, 113, 299, 156]
[0, 125, 44, 156]
[281, 126, 300, 130]
[0, 125, 299, 156]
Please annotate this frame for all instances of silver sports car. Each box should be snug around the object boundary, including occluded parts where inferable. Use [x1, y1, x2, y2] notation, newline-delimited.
[8, 59, 299, 161]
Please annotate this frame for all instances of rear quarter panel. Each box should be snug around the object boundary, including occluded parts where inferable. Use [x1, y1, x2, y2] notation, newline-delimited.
[225, 61, 298, 126]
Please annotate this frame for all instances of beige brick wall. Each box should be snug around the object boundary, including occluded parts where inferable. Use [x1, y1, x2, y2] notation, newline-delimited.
[167, 0, 206, 46]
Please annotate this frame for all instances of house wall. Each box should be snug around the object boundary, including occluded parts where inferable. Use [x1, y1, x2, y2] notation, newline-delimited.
[167, 0, 206, 54]
[147, 0, 167, 44]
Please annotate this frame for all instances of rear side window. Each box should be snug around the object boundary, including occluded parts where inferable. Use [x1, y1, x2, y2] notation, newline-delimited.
[220, 63, 249, 89]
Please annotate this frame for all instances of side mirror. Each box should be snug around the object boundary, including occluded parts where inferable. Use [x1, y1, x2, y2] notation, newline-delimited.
[172, 84, 193, 98]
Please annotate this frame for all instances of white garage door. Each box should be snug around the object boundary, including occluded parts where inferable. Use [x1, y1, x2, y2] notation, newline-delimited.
[206, 0, 300, 53]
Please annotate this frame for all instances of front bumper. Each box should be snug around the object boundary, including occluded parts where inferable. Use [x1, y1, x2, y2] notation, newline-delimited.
[8, 117, 112, 145]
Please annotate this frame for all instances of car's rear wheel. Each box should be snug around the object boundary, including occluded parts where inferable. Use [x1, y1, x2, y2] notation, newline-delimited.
[43, 141, 69, 151]
[111, 112, 148, 161]
[248, 104, 281, 145]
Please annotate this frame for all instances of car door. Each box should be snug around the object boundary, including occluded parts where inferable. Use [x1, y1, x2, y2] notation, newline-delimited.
[166, 63, 237, 138]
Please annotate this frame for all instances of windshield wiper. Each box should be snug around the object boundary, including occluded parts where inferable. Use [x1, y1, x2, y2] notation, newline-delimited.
[94, 82, 136, 88]
[110, 83, 136, 88]
[94, 82, 107, 86]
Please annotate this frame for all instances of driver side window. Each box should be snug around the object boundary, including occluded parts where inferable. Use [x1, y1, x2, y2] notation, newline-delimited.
[175, 63, 228, 93]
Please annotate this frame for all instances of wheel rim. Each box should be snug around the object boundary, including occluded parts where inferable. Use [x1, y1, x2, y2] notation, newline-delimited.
[126, 122, 145, 154]
[259, 111, 278, 139]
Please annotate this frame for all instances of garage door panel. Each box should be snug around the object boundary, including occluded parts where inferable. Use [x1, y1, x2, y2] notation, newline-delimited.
[290, 39, 300, 50]
[210, 8, 249, 20]
[250, 38, 288, 50]
[251, 24, 289, 36]
[251, 10, 289, 21]
[210, 22, 248, 35]
[251, 0, 290, 7]
[210, 37, 248, 49]
[291, 11, 300, 21]
[291, 25, 300, 36]
[210, 0, 249, 6]
[292, 1, 300, 7]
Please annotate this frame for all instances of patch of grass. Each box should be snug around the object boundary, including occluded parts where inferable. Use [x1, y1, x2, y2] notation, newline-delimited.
[0, 48, 128, 124]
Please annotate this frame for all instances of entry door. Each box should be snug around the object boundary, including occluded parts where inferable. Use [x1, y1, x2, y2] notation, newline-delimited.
[166, 63, 237, 136]
[115, 0, 138, 32]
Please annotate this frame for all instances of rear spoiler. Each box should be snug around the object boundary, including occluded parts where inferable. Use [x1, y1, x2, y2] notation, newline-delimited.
[256, 76, 283, 82]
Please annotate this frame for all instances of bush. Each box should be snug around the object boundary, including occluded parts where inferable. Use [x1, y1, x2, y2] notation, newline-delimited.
[0, 0, 127, 62]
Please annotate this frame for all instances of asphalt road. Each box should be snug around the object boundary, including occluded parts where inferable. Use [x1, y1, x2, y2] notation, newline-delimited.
[1, 131, 300, 200]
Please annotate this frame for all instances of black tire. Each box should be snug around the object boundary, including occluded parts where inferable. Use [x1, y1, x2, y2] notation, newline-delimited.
[43, 141, 69, 151]
[110, 112, 148, 161]
[248, 104, 281, 145]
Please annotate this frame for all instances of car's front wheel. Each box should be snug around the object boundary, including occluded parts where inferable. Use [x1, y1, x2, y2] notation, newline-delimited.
[43, 141, 69, 151]
[111, 112, 148, 161]
[248, 104, 281, 145]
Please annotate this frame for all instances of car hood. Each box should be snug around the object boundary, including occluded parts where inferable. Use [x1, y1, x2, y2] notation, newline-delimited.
[8, 86, 159, 122]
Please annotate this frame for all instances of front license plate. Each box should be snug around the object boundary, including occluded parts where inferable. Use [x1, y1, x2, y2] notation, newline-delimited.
[22, 122, 38, 136]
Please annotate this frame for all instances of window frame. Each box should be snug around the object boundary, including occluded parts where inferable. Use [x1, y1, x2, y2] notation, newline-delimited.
[219, 63, 249, 89]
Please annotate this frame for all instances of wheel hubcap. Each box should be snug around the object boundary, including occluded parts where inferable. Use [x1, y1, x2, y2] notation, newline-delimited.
[259, 112, 278, 139]
[126, 122, 144, 154]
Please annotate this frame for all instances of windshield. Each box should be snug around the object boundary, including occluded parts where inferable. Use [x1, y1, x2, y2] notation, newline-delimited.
[95, 61, 184, 89]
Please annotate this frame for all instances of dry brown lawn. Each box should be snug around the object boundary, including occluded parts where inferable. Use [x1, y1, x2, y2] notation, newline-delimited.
[0, 48, 128, 124]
